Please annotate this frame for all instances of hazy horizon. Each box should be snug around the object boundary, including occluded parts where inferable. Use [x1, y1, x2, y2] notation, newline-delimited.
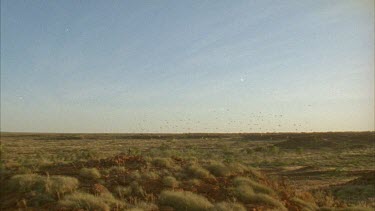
[1, 0, 374, 133]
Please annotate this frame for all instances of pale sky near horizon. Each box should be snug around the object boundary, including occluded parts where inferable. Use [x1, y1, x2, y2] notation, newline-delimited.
[1, 0, 374, 133]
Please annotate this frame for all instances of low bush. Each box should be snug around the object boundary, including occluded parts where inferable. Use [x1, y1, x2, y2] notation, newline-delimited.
[187, 179, 201, 186]
[79, 168, 101, 179]
[129, 170, 142, 181]
[212, 202, 246, 211]
[130, 181, 146, 197]
[141, 170, 160, 180]
[109, 166, 126, 174]
[318, 207, 373, 211]
[233, 177, 274, 195]
[115, 185, 132, 198]
[100, 192, 126, 209]
[58, 192, 110, 211]
[205, 162, 231, 177]
[8, 174, 45, 193]
[187, 165, 214, 179]
[291, 197, 318, 210]
[159, 190, 213, 211]
[228, 163, 249, 174]
[8, 174, 79, 197]
[129, 201, 159, 211]
[163, 176, 179, 188]
[152, 157, 173, 168]
[234, 185, 286, 210]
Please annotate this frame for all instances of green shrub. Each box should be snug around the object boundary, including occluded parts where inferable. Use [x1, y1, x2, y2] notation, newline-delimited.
[212, 202, 246, 211]
[232, 177, 274, 195]
[58, 192, 110, 211]
[159, 190, 213, 211]
[79, 168, 101, 179]
[163, 176, 179, 188]
[205, 162, 231, 177]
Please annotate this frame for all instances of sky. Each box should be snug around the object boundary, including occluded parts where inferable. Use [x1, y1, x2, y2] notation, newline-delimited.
[1, 0, 374, 133]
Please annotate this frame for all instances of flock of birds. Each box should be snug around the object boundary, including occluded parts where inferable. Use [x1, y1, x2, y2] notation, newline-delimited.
[130, 109, 312, 133]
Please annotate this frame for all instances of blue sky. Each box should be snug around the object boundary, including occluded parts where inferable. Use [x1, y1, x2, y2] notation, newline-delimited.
[1, 0, 374, 133]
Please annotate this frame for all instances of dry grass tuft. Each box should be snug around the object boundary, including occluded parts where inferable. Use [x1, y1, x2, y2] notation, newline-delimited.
[233, 177, 274, 195]
[233, 185, 286, 210]
[59, 192, 110, 211]
[59, 191, 125, 211]
[205, 162, 231, 177]
[152, 157, 173, 168]
[159, 190, 213, 211]
[187, 165, 214, 179]
[212, 201, 246, 211]
[163, 176, 179, 188]
[291, 197, 318, 211]
[79, 168, 101, 179]
[8, 174, 79, 197]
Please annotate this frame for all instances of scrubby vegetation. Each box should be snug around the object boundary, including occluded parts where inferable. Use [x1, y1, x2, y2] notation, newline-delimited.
[205, 161, 231, 177]
[162, 176, 179, 188]
[0, 132, 374, 210]
[159, 190, 213, 210]
[58, 192, 111, 211]
[213, 202, 246, 211]
[79, 167, 101, 180]
[8, 174, 79, 197]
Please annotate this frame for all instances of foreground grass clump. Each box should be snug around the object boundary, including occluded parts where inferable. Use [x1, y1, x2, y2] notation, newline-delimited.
[79, 167, 101, 179]
[8, 174, 44, 192]
[205, 162, 231, 177]
[234, 185, 286, 210]
[163, 176, 179, 188]
[213, 202, 246, 211]
[127, 201, 159, 210]
[114, 182, 146, 198]
[58, 192, 110, 211]
[187, 164, 214, 179]
[319, 207, 373, 211]
[233, 177, 274, 195]
[9, 174, 79, 197]
[291, 197, 318, 210]
[115, 185, 133, 198]
[159, 190, 213, 211]
[108, 166, 126, 174]
[228, 163, 249, 174]
[152, 157, 174, 168]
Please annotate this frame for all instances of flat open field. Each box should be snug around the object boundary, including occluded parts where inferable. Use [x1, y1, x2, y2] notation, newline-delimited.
[1, 132, 374, 211]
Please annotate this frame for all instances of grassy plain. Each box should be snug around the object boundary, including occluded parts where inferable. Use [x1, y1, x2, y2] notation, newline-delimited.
[0, 132, 374, 210]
